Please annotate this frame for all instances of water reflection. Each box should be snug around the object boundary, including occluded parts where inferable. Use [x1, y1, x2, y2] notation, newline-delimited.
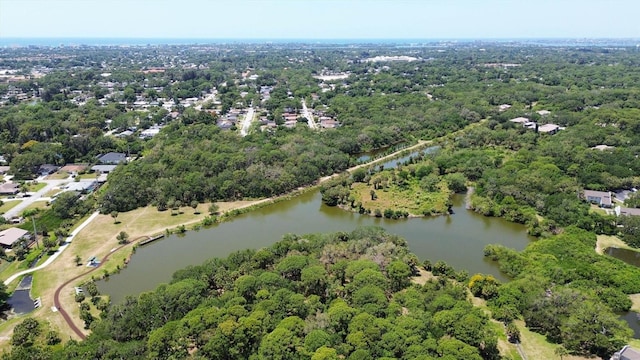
[619, 311, 640, 338]
[607, 247, 640, 267]
[99, 189, 534, 304]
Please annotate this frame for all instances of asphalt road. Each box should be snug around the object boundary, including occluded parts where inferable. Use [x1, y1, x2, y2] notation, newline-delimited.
[301, 99, 318, 129]
[2, 177, 69, 220]
[240, 106, 255, 136]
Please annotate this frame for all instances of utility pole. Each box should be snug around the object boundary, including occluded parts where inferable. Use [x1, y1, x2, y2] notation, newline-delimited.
[31, 216, 39, 249]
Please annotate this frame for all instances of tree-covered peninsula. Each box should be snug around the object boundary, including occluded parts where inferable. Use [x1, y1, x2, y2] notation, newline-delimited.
[6, 227, 501, 359]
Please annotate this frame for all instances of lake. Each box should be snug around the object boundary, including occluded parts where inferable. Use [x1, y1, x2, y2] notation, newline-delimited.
[607, 247, 640, 267]
[99, 190, 534, 303]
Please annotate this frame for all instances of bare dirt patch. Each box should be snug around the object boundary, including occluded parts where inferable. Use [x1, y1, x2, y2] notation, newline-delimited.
[410, 268, 436, 286]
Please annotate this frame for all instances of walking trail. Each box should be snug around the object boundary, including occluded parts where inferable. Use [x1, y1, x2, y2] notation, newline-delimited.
[4, 212, 100, 286]
[4, 123, 473, 341]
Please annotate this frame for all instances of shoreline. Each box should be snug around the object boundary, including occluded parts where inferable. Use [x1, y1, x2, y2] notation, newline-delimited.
[0, 123, 476, 345]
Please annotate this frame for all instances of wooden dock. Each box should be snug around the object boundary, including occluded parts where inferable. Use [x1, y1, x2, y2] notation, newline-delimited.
[139, 234, 165, 246]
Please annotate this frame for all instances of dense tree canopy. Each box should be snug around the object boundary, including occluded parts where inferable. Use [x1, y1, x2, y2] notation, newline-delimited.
[3, 227, 501, 359]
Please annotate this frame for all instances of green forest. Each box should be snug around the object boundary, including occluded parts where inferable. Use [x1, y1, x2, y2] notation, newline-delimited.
[2, 42, 640, 359]
[5, 228, 500, 359]
[7, 227, 640, 359]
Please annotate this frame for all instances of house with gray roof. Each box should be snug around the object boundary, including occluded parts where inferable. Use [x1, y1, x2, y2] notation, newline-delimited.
[612, 345, 640, 360]
[97, 152, 126, 165]
[583, 190, 613, 208]
[615, 206, 640, 217]
[91, 165, 118, 174]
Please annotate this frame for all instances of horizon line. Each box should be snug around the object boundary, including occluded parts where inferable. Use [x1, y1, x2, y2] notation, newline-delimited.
[3, 36, 640, 40]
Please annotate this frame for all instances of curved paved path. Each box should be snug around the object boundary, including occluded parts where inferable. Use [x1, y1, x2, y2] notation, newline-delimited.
[4, 212, 100, 286]
[52, 235, 146, 340]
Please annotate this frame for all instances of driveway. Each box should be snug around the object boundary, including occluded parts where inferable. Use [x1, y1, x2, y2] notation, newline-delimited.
[3, 178, 70, 220]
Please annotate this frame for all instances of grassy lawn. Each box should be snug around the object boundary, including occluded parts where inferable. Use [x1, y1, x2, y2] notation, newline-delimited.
[467, 295, 523, 360]
[22, 201, 50, 212]
[77, 173, 99, 180]
[351, 179, 450, 216]
[45, 172, 70, 180]
[44, 188, 63, 198]
[515, 320, 591, 360]
[629, 338, 640, 350]
[596, 234, 633, 255]
[0, 200, 20, 214]
[589, 204, 610, 216]
[490, 320, 522, 360]
[0, 199, 260, 347]
[0, 259, 23, 284]
[26, 182, 47, 192]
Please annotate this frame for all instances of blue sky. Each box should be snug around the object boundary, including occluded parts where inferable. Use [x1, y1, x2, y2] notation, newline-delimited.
[0, 0, 639, 39]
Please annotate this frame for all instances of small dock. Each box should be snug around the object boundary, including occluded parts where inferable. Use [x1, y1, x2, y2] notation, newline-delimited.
[139, 234, 165, 246]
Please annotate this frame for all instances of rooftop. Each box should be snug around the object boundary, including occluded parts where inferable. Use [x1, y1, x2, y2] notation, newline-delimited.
[618, 207, 640, 217]
[618, 346, 640, 360]
[584, 190, 612, 206]
[538, 123, 560, 133]
[509, 117, 529, 124]
[97, 152, 126, 164]
[0, 182, 19, 194]
[0, 228, 29, 247]
[592, 144, 615, 151]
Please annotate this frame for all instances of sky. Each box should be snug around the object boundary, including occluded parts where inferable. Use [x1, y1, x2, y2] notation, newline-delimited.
[0, 0, 639, 40]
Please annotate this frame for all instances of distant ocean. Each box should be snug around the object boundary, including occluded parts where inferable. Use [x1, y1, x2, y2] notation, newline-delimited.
[0, 38, 638, 47]
[0, 38, 444, 47]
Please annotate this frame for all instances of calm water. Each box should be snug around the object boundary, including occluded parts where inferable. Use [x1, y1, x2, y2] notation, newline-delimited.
[605, 247, 640, 338]
[620, 311, 640, 338]
[99, 190, 534, 303]
[607, 247, 640, 267]
[381, 146, 441, 170]
[356, 145, 397, 162]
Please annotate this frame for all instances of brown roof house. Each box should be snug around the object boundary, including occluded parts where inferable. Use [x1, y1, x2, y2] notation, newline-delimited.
[0, 182, 19, 195]
[0, 228, 30, 249]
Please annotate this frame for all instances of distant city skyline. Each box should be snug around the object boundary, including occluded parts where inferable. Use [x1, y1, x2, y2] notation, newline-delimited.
[1, 0, 639, 40]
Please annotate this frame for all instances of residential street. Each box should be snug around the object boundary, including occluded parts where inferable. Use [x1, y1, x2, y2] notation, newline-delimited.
[301, 99, 318, 129]
[240, 106, 255, 136]
[2, 178, 69, 220]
